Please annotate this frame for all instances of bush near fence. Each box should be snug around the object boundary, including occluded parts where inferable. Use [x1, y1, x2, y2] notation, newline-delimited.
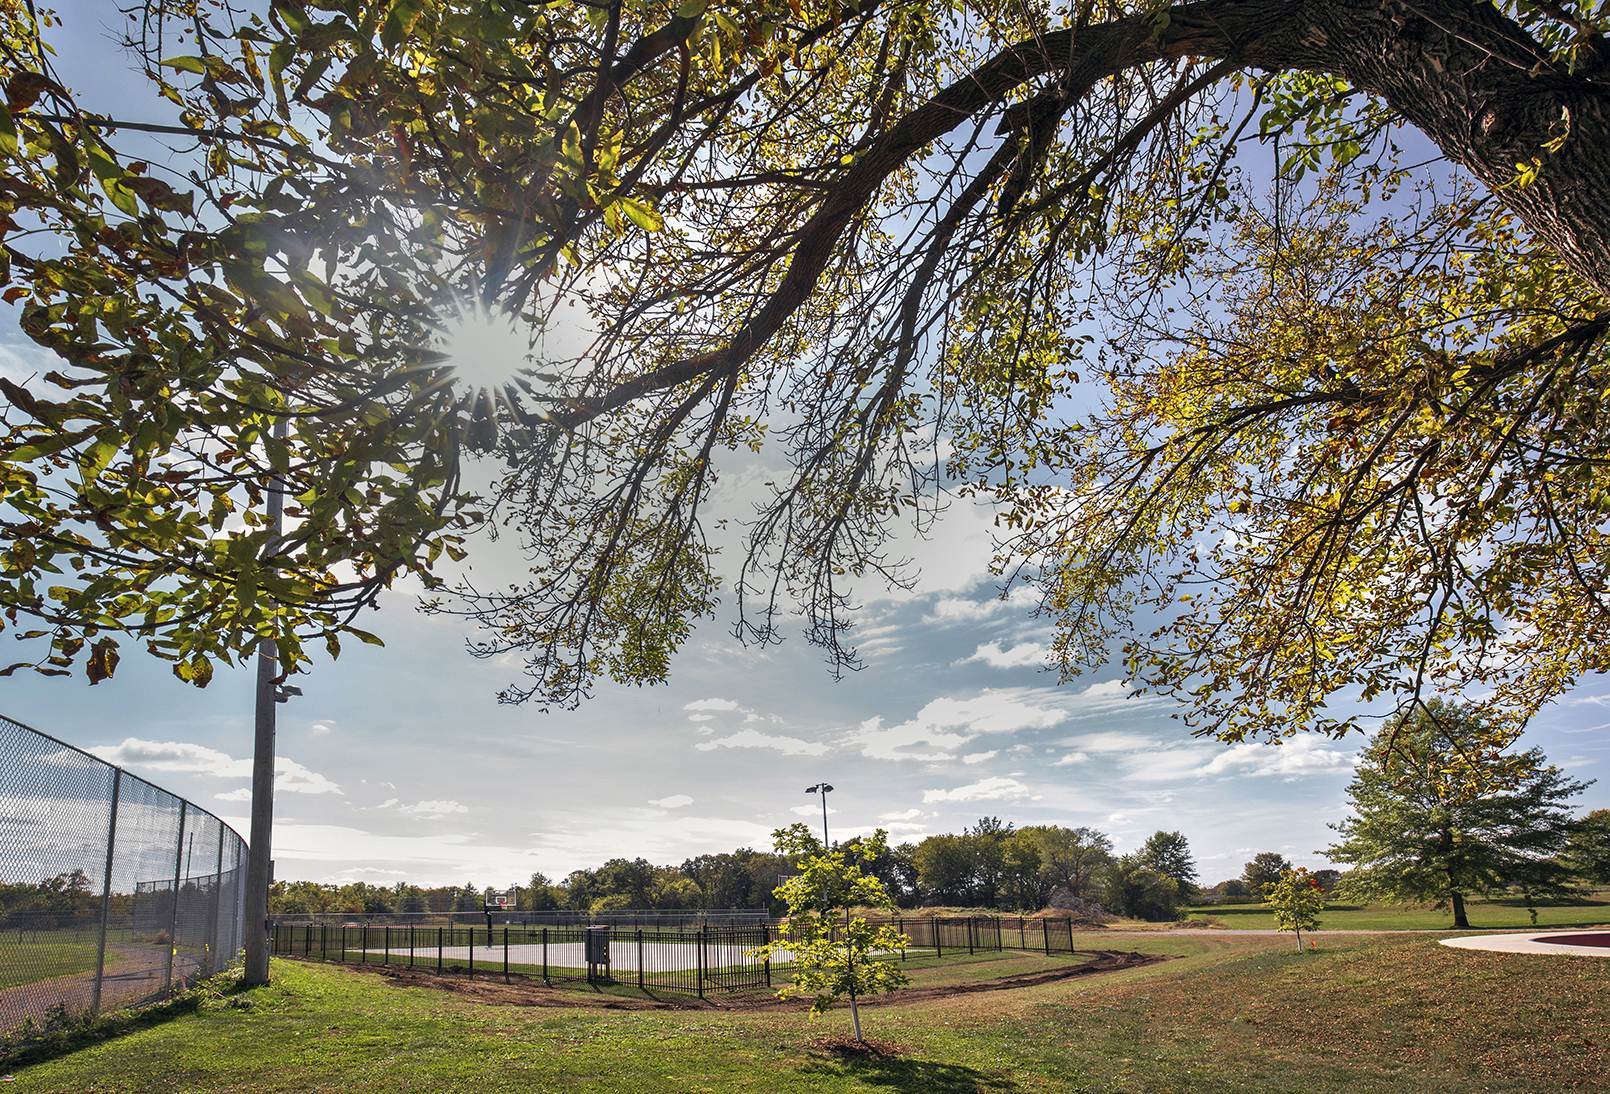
[0, 715, 249, 1043]
[269, 913, 1092, 998]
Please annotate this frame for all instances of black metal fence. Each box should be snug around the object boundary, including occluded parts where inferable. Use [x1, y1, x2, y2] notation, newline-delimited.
[270, 913, 1091, 998]
[0, 714, 249, 1040]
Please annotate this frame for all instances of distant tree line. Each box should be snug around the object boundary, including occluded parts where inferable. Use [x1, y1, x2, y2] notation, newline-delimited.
[269, 702, 1610, 925]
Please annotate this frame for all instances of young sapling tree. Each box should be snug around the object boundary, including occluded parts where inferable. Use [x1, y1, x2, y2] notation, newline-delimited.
[1265, 867, 1327, 952]
[754, 823, 907, 1043]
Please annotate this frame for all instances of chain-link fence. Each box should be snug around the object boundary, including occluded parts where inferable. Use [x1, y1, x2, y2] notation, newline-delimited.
[268, 912, 1087, 998]
[0, 713, 249, 1040]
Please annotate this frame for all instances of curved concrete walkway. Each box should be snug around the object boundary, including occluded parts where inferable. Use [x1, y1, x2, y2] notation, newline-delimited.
[1440, 929, 1610, 957]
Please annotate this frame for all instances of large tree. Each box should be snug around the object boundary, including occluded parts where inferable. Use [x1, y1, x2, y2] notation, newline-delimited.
[1139, 829, 1200, 893]
[1325, 702, 1588, 928]
[2, 0, 1609, 752]
[1242, 851, 1294, 899]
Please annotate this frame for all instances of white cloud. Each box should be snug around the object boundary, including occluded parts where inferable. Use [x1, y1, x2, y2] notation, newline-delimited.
[1198, 736, 1356, 779]
[960, 641, 1047, 670]
[854, 688, 1071, 762]
[395, 799, 469, 818]
[213, 788, 252, 802]
[649, 794, 694, 809]
[1112, 735, 1357, 784]
[791, 803, 838, 816]
[375, 798, 400, 810]
[696, 729, 829, 757]
[1066, 730, 1156, 754]
[90, 738, 341, 795]
[687, 713, 715, 723]
[879, 808, 923, 821]
[923, 585, 1037, 626]
[961, 751, 998, 765]
[1052, 751, 1089, 767]
[684, 698, 743, 713]
[309, 721, 335, 737]
[922, 776, 1036, 803]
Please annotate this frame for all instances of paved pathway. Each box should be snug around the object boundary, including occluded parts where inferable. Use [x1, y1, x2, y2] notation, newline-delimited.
[1440, 930, 1610, 957]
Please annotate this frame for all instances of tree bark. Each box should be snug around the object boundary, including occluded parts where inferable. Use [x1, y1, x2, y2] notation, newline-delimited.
[1244, 0, 1610, 297]
[1450, 890, 1470, 929]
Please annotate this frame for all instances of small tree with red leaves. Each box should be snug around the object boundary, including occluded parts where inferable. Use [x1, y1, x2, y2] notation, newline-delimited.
[1265, 868, 1327, 952]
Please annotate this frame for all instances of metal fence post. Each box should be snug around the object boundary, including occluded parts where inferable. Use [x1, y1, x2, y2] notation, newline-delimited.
[968, 917, 975, 955]
[542, 927, 548, 983]
[437, 926, 444, 973]
[468, 924, 474, 978]
[762, 923, 772, 987]
[933, 916, 941, 958]
[362, 924, 368, 965]
[637, 928, 644, 990]
[410, 925, 415, 967]
[1043, 917, 1051, 956]
[206, 824, 225, 975]
[163, 801, 188, 995]
[91, 768, 122, 1015]
[1067, 916, 1074, 953]
[697, 925, 705, 999]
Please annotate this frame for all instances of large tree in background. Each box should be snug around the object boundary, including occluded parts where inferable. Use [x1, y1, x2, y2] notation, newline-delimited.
[1325, 702, 1588, 928]
[1242, 851, 1294, 899]
[1565, 809, 1610, 886]
[1138, 830, 1199, 894]
[3, 0, 1610, 751]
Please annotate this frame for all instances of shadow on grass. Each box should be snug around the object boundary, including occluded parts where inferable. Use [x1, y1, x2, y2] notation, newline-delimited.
[0, 967, 250, 1071]
[802, 1052, 1015, 1092]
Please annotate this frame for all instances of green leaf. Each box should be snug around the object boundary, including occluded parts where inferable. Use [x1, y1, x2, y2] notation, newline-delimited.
[0, 103, 16, 159]
[618, 196, 664, 232]
[160, 56, 210, 75]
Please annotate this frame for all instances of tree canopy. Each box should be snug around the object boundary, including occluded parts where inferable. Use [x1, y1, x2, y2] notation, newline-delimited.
[1325, 701, 1588, 927]
[3, 1, 1609, 741]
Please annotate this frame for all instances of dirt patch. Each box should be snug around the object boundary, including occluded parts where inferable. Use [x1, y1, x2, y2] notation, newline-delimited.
[806, 1033, 913, 1058]
[327, 949, 1163, 1013]
[350, 963, 692, 1010]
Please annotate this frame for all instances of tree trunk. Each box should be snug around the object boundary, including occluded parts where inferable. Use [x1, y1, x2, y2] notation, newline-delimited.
[1253, 0, 1610, 297]
[1450, 891, 1470, 929]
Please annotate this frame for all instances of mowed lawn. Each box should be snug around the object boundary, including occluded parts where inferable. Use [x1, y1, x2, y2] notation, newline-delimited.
[1193, 892, 1610, 931]
[8, 931, 1610, 1091]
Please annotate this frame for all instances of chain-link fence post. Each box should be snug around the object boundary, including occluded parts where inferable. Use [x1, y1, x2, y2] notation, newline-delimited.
[90, 767, 123, 1015]
[206, 823, 224, 974]
[163, 800, 188, 993]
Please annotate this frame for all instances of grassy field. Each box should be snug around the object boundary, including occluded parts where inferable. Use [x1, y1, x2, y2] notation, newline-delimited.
[1190, 893, 1610, 931]
[7, 931, 1610, 1090]
[0, 942, 102, 991]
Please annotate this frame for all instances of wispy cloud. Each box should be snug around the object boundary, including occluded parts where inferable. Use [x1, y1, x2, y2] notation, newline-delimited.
[91, 738, 341, 795]
[696, 729, 829, 757]
[649, 794, 694, 809]
[685, 698, 744, 713]
[395, 799, 469, 818]
[853, 688, 1071, 762]
[922, 776, 1036, 803]
[960, 641, 1047, 670]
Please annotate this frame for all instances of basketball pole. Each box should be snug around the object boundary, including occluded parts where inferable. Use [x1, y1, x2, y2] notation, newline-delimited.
[243, 415, 288, 988]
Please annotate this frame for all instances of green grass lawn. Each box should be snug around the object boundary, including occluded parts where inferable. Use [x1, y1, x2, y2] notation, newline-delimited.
[1191, 893, 1610, 931]
[8, 932, 1610, 1090]
[0, 942, 102, 991]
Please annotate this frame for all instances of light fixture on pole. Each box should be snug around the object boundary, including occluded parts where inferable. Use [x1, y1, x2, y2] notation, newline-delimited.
[805, 782, 834, 848]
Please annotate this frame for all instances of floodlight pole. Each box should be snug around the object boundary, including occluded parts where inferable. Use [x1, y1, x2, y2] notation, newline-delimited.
[243, 416, 288, 988]
[806, 783, 833, 848]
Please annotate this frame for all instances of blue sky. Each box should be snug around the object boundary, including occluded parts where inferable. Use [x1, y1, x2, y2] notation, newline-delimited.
[6, 473, 1608, 889]
[4, 7, 1610, 893]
